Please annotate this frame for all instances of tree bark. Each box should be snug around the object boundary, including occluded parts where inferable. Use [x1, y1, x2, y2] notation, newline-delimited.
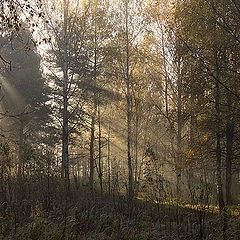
[16, 118, 24, 202]
[107, 125, 111, 195]
[215, 55, 225, 211]
[176, 60, 182, 201]
[62, 1, 70, 237]
[97, 101, 103, 194]
[89, 3, 98, 193]
[134, 99, 139, 195]
[125, 0, 133, 202]
[18, 118, 24, 179]
[225, 92, 234, 205]
[89, 109, 96, 192]
[62, 0, 70, 188]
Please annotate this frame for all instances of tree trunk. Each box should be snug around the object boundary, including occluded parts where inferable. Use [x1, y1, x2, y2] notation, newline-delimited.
[89, 107, 96, 192]
[107, 125, 111, 195]
[176, 61, 182, 201]
[161, 24, 169, 118]
[18, 118, 24, 179]
[225, 92, 234, 205]
[62, 81, 69, 185]
[215, 57, 225, 211]
[97, 101, 103, 194]
[134, 98, 139, 194]
[61, 0, 70, 187]
[187, 114, 195, 204]
[17, 118, 24, 202]
[62, 1, 70, 237]
[125, 0, 133, 202]
[89, 6, 98, 193]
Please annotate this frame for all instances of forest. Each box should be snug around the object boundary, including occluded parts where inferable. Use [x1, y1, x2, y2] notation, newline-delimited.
[0, 0, 240, 239]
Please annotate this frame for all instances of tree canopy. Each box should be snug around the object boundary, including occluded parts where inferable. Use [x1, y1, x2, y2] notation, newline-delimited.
[1, 1, 240, 239]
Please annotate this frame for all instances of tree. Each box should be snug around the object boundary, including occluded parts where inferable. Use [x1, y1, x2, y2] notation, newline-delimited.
[108, 0, 149, 202]
[171, 0, 240, 208]
[43, 0, 92, 185]
[0, 28, 50, 203]
[0, 0, 45, 68]
[87, 0, 112, 193]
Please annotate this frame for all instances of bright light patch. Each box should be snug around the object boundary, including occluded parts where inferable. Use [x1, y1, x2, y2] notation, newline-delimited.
[0, 75, 25, 112]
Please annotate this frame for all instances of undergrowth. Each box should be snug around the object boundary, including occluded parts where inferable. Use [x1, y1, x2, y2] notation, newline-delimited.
[0, 196, 240, 240]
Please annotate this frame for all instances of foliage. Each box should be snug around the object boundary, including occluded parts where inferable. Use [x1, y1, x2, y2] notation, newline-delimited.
[0, 1, 240, 239]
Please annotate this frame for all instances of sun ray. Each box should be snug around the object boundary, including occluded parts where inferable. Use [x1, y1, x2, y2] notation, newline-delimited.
[0, 74, 26, 115]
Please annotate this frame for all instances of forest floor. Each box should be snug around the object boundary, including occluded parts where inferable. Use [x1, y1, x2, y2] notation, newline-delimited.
[1, 194, 240, 240]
